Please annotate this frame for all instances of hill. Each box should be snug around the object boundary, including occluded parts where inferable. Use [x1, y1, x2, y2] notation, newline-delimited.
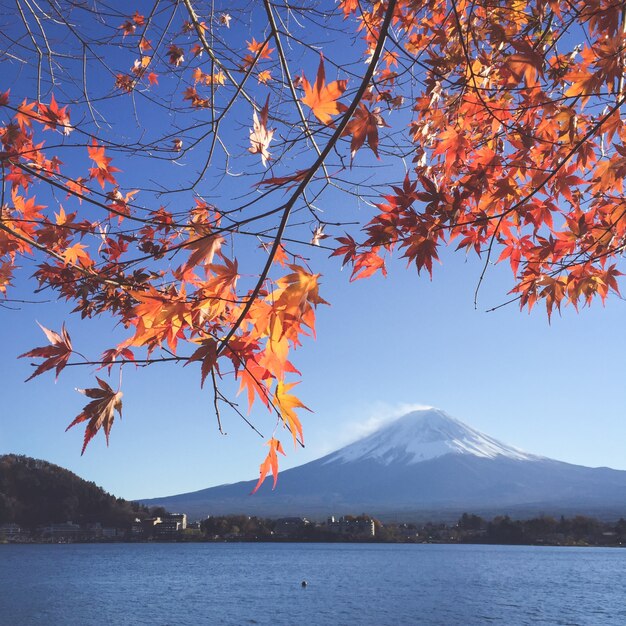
[0, 454, 154, 528]
[140, 409, 626, 520]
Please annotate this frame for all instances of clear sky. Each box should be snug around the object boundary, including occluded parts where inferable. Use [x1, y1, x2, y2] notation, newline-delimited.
[2, 245, 625, 500]
[1, 3, 625, 502]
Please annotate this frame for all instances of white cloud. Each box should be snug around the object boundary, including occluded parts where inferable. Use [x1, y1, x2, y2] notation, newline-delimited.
[315, 401, 435, 456]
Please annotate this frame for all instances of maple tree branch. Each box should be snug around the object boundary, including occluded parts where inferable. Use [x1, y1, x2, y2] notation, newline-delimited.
[0, 164, 4, 221]
[14, 162, 169, 227]
[0, 217, 130, 291]
[81, 44, 100, 128]
[63, 357, 183, 367]
[216, 0, 398, 359]
[15, 0, 42, 101]
[210, 367, 226, 435]
[263, 0, 329, 180]
[22, 0, 55, 88]
[450, 1, 511, 135]
[45, 3, 124, 91]
[216, 392, 265, 439]
[180, 0, 257, 110]
[617, 5, 626, 97]
[150, 29, 282, 197]
[3, 0, 626, 468]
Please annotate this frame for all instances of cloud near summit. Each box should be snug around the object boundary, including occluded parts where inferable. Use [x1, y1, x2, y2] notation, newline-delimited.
[316, 402, 435, 456]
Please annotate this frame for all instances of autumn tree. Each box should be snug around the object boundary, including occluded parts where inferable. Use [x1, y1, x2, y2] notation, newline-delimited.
[1, 0, 625, 487]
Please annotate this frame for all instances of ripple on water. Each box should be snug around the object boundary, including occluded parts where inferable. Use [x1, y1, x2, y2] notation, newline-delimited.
[0, 543, 625, 626]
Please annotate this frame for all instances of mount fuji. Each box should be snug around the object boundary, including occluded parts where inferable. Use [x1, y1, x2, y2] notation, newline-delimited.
[140, 408, 626, 520]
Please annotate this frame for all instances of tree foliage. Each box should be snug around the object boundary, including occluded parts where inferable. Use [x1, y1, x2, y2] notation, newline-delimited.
[0, 455, 151, 527]
[1, 0, 625, 486]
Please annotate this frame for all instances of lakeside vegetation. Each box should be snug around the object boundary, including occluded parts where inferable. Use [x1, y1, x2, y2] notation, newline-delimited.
[194, 513, 626, 547]
[3, 512, 626, 547]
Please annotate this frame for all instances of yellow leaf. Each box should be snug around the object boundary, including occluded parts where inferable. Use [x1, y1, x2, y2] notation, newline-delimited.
[274, 380, 309, 446]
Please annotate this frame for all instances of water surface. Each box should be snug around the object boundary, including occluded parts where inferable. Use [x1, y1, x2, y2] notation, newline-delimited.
[1, 543, 624, 625]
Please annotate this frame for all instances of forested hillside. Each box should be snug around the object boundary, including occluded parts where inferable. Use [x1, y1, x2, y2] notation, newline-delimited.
[0, 455, 151, 527]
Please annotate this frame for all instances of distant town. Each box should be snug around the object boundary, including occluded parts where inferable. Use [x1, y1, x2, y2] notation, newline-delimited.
[0, 513, 375, 543]
[3, 512, 626, 547]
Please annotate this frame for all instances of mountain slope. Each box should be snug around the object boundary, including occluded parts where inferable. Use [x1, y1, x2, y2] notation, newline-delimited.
[324, 408, 538, 464]
[140, 409, 626, 520]
[0, 454, 153, 527]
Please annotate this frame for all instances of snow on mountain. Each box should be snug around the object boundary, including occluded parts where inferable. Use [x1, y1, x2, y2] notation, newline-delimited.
[324, 408, 538, 465]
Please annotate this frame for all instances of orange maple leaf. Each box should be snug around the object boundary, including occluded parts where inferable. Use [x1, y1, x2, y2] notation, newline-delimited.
[183, 87, 211, 108]
[205, 257, 239, 294]
[506, 48, 543, 88]
[349, 249, 387, 281]
[259, 315, 290, 380]
[432, 127, 469, 173]
[61, 242, 93, 267]
[0, 260, 13, 294]
[339, 0, 359, 17]
[37, 94, 72, 135]
[15, 99, 37, 130]
[0, 261, 15, 294]
[247, 38, 274, 60]
[66, 377, 123, 454]
[301, 56, 348, 124]
[274, 380, 308, 446]
[65, 177, 90, 203]
[125, 287, 194, 353]
[55, 205, 75, 226]
[87, 140, 120, 188]
[181, 230, 225, 275]
[12, 192, 45, 220]
[237, 358, 272, 412]
[251, 437, 285, 493]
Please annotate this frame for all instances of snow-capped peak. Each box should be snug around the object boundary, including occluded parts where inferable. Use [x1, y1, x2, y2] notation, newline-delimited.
[325, 408, 538, 466]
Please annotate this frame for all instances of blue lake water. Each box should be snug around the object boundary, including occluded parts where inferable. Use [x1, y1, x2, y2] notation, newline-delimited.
[0, 542, 624, 625]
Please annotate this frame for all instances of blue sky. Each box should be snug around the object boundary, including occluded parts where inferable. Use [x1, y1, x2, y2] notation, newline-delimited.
[2, 244, 625, 500]
[1, 3, 625, 501]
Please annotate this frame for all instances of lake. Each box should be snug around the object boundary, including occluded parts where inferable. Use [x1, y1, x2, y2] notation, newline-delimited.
[0, 543, 624, 625]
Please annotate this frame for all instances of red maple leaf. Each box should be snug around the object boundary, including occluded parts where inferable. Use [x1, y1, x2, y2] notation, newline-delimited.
[66, 377, 123, 454]
[19, 322, 73, 381]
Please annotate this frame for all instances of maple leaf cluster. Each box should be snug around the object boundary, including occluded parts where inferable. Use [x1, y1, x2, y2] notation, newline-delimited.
[333, 0, 625, 319]
[1, 0, 624, 489]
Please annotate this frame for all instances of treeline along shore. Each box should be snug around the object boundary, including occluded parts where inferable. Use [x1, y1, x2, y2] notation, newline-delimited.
[2, 455, 626, 547]
[3, 512, 626, 548]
